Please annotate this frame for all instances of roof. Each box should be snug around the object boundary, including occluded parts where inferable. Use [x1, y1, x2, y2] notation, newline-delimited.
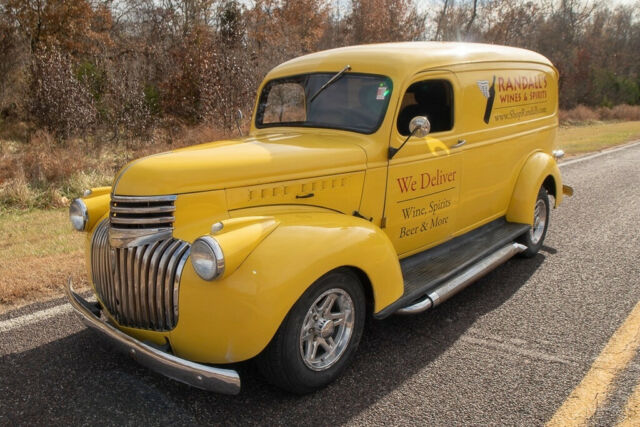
[265, 42, 555, 82]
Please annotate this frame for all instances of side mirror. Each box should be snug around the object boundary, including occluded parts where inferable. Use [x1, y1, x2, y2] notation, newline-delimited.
[388, 116, 431, 160]
[235, 109, 244, 136]
[409, 116, 430, 138]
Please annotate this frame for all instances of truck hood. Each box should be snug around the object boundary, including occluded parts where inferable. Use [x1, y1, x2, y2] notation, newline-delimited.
[112, 132, 368, 196]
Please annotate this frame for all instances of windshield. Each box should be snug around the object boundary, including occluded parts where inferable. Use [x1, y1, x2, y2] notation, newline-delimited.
[255, 73, 393, 134]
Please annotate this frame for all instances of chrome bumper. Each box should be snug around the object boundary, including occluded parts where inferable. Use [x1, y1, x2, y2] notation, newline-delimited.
[65, 278, 241, 395]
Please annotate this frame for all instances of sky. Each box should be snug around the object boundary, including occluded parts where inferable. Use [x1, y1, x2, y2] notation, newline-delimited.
[409, 0, 640, 16]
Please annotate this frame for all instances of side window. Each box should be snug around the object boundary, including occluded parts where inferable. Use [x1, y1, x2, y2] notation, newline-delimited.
[262, 83, 306, 124]
[396, 80, 454, 135]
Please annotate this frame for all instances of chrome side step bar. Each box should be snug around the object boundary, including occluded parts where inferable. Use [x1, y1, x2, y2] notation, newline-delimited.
[396, 242, 527, 315]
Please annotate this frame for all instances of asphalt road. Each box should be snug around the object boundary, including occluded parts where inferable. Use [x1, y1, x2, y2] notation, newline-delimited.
[2, 143, 640, 426]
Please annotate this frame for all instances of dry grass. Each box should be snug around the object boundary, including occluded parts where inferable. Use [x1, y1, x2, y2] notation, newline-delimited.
[557, 121, 640, 155]
[0, 209, 88, 312]
[0, 124, 230, 210]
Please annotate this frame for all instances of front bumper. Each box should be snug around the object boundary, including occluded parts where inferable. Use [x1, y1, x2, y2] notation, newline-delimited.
[65, 278, 241, 395]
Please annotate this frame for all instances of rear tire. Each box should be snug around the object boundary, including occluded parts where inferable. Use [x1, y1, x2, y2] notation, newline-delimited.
[256, 269, 366, 394]
[517, 187, 550, 258]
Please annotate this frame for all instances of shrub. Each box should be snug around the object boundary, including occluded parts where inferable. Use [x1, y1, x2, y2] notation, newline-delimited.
[29, 49, 97, 139]
[20, 131, 86, 184]
[0, 176, 35, 209]
[559, 105, 600, 123]
[598, 104, 640, 121]
[144, 84, 161, 116]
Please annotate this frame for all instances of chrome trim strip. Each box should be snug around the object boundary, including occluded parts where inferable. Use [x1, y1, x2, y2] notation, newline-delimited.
[397, 243, 526, 315]
[66, 278, 241, 395]
[111, 195, 177, 203]
[157, 240, 181, 329]
[126, 248, 136, 324]
[112, 247, 122, 323]
[165, 242, 188, 328]
[110, 216, 176, 225]
[149, 239, 171, 329]
[141, 240, 160, 329]
[109, 228, 173, 248]
[111, 205, 175, 214]
[173, 248, 190, 327]
[133, 245, 144, 326]
[119, 248, 127, 323]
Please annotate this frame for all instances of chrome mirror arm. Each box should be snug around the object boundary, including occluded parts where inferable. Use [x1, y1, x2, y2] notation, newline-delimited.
[389, 127, 418, 160]
[388, 116, 431, 160]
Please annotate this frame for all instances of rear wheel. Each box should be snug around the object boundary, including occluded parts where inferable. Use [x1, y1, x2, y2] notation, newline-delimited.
[256, 269, 366, 394]
[517, 187, 550, 258]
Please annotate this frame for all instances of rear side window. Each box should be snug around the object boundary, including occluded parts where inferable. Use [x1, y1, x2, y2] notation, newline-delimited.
[397, 80, 454, 135]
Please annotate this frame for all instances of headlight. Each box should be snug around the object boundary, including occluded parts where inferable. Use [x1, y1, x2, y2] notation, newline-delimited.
[69, 199, 88, 231]
[191, 236, 225, 281]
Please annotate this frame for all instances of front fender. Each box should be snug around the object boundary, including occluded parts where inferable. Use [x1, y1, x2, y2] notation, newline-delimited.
[170, 212, 403, 364]
[82, 186, 112, 232]
[506, 152, 563, 225]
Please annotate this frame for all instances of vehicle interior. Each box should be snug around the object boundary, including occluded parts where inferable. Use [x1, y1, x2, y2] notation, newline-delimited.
[397, 80, 454, 135]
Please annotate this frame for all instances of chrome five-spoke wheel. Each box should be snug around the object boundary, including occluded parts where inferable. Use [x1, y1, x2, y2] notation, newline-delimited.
[518, 186, 550, 258]
[300, 288, 355, 371]
[530, 198, 548, 245]
[256, 269, 365, 394]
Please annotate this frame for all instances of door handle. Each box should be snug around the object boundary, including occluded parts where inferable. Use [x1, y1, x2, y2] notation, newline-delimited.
[452, 139, 466, 149]
[296, 193, 314, 199]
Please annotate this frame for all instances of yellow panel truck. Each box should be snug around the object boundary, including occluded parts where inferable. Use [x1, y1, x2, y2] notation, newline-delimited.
[66, 42, 573, 395]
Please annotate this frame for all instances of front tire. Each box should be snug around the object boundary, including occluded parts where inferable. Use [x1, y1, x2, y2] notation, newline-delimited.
[517, 187, 550, 258]
[256, 269, 366, 394]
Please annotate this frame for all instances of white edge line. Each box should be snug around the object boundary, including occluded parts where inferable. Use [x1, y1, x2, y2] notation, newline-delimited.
[0, 304, 73, 333]
[3, 139, 639, 333]
[461, 335, 580, 366]
[559, 140, 640, 167]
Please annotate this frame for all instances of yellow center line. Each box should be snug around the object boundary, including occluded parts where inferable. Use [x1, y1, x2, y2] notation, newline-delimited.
[547, 301, 640, 427]
[617, 380, 640, 426]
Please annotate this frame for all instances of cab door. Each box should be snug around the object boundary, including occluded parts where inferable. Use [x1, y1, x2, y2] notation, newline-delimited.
[383, 72, 463, 256]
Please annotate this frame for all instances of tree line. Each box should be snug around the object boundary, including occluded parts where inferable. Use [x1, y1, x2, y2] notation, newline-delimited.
[0, 0, 638, 141]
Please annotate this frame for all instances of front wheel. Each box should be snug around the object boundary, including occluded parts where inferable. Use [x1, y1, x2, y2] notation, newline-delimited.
[517, 187, 550, 258]
[256, 269, 366, 394]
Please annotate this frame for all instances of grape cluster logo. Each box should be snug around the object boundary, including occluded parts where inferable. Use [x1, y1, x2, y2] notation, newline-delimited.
[477, 76, 497, 124]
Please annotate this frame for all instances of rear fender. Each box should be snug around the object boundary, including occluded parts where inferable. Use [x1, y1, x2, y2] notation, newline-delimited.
[506, 152, 563, 225]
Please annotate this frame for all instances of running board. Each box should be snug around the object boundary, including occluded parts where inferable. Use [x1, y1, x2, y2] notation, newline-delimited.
[396, 242, 526, 315]
[374, 218, 529, 319]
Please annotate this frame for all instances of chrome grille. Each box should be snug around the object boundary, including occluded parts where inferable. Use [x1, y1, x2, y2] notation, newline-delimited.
[109, 194, 177, 247]
[91, 219, 190, 331]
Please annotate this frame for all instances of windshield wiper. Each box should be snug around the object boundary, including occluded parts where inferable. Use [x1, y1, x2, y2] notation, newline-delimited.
[308, 65, 351, 103]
